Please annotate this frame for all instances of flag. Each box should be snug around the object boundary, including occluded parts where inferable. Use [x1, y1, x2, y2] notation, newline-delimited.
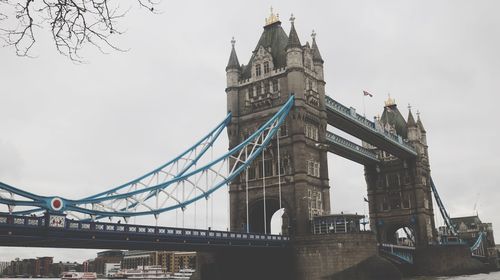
[364, 197, 369, 203]
[363, 90, 373, 97]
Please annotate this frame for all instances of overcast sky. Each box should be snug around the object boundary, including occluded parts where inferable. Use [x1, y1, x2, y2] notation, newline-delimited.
[1, 0, 499, 262]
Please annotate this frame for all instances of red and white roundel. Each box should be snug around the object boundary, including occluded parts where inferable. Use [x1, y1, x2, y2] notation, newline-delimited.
[51, 197, 63, 211]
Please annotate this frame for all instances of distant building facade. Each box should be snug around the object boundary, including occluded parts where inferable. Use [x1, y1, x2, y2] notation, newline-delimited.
[450, 215, 496, 259]
[86, 250, 123, 275]
[122, 251, 196, 273]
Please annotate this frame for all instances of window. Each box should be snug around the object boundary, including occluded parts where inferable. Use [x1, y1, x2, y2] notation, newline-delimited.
[390, 197, 401, 209]
[305, 124, 319, 141]
[306, 160, 320, 177]
[278, 157, 290, 175]
[264, 81, 269, 94]
[249, 87, 254, 97]
[256, 83, 262, 95]
[386, 173, 400, 188]
[264, 158, 273, 177]
[307, 188, 323, 220]
[279, 122, 288, 137]
[272, 80, 279, 92]
[248, 165, 257, 180]
[402, 194, 411, 209]
[263, 61, 270, 74]
[381, 198, 389, 211]
[255, 64, 261, 77]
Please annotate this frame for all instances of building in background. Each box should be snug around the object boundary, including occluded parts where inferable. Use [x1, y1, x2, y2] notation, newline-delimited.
[4, 258, 36, 277]
[0, 261, 10, 276]
[50, 261, 83, 277]
[35, 256, 53, 277]
[104, 263, 121, 277]
[450, 215, 498, 268]
[85, 250, 123, 276]
[122, 251, 196, 273]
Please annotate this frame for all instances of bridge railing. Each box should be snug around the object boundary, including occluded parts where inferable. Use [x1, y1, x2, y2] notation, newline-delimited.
[325, 96, 416, 155]
[0, 214, 289, 243]
[325, 131, 380, 162]
[379, 243, 415, 264]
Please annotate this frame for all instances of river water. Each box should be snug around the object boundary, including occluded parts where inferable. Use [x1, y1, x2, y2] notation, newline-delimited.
[404, 271, 500, 280]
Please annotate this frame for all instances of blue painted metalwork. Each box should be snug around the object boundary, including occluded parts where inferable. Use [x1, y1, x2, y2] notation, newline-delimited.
[1, 112, 232, 216]
[325, 95, 417, 156]
[325, 131, 380, 164]
[379, 244, 415, 264]
[430, 178, 458, 236]
[0, 96, 294, 220]
[470, 231, 485, 251]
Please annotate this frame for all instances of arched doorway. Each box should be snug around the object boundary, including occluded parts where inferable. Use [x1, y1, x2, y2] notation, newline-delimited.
[387, 225, 415, 246]
[248, 198, 287, 234]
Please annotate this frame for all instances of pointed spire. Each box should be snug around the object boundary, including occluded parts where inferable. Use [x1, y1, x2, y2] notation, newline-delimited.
[407, 104, 416, 127]
[311, 30, 324, 63]
[226, 37, 240, 71]
[416, 111, 426, 132]
[286, 14, 301, 50]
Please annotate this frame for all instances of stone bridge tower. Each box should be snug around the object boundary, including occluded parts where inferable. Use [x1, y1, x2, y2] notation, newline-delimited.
[365, 97, 436, 246]
[225, 12, 330, 235]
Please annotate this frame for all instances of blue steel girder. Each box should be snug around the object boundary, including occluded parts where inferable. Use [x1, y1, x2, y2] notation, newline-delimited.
[379, 244, 415, 264]
[1, 112, 232, 217]
[0, 96, 295, 220]
[325, 96, 417, 159]
[326, 131, 380, 165]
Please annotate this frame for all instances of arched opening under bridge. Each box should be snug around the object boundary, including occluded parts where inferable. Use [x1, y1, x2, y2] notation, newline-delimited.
[248, 198, 287, 234]
[386, 224, 415, 246]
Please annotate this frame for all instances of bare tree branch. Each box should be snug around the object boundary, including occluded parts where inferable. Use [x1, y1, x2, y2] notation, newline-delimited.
[0, 0, 160, 61]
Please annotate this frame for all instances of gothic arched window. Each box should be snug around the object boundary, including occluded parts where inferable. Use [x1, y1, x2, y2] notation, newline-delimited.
[264, 61, 270, 74]
[255, 64, 261, 77]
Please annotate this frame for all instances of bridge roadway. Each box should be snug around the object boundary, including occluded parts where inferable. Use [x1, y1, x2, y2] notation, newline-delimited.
[0, 214, 289, 252]
[325, 95, 417, 159]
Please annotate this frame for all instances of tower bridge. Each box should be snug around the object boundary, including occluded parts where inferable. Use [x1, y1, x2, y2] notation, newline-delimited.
[0, 10, 495, 280]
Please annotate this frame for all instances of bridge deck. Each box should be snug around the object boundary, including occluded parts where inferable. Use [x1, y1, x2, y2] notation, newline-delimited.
[325, 96, 417, 159]
[326, 131, 380, 165]
[0, 214, 289, 251]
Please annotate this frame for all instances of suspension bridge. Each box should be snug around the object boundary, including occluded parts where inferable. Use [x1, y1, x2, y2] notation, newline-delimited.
[0, 11, 494, 280]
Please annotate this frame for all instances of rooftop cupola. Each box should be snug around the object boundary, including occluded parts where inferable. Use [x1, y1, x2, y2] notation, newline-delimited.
[380, 95, 408, 138]
[264, 7, 281, 28]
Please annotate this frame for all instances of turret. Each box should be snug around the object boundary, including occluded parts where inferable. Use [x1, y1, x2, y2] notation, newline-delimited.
[311, 30, 324, 80]
[226, 37, 240, 88]
[225, 37, 240, 117]
[407, 105, 418, 142]
[417, 111, 427, 145]
[285, 14, 303, 69]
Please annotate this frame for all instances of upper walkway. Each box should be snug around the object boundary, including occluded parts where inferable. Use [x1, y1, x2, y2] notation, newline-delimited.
[326, 131, 379, 166]
[325, 95, 417, 159]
